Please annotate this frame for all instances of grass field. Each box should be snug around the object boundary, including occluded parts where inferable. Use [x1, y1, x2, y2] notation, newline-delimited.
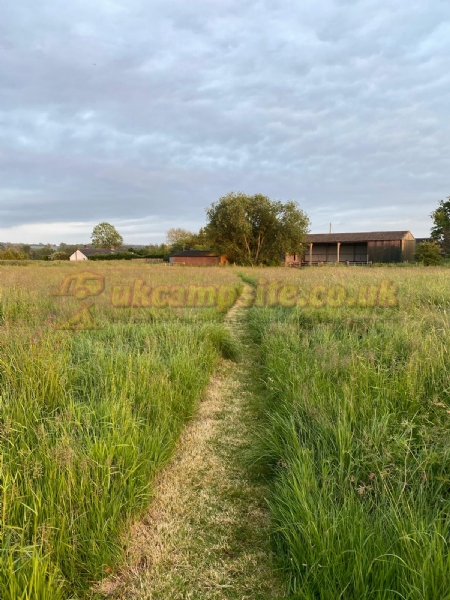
[1, 263, 450, 599]
[245, 267, 450, 599]
[0, 263, 240, 599]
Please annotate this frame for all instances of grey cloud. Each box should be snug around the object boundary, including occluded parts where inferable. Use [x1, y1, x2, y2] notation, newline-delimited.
[0, 0, 449, 242]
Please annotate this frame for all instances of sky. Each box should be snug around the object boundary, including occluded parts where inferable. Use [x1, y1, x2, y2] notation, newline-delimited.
[1, 0, 449, 244]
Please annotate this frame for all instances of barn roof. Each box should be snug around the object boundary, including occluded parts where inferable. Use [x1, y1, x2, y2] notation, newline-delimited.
[306, 231, 414, 243]
[172, 249, 218, 257]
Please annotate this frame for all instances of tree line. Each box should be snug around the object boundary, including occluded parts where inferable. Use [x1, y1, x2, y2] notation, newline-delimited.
[2, 192, 449, 266]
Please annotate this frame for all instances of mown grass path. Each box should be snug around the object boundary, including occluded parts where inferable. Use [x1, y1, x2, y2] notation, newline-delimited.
[95, 285, 285, 599]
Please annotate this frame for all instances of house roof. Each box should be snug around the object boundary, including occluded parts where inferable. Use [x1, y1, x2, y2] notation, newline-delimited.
[76, 248, 115, 256]
[172, 249, 218, 257]
[306, 231, 414, 243]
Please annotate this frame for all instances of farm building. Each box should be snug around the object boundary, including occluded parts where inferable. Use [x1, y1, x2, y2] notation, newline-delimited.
[286, 231, 416, 266]
[170, 250, 226, 266]
[70, 248, 115, 261]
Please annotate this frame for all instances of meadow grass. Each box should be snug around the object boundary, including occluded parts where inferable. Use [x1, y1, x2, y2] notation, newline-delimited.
[0, 264, 241, 599]
[3, 262, 450, 599]
[246, 267, 450, 599]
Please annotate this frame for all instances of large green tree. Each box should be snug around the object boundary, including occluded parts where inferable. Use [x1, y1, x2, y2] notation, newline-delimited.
[205, 192, 310, 265]
[431, 197, 450, 256]
[91, 222, 123, 249]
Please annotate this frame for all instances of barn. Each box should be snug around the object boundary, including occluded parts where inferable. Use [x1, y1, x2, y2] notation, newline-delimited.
[286, 231, 416, 266]
[170, 250, 226, 266]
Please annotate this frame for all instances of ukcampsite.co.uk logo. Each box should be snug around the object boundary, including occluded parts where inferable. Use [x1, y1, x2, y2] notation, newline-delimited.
[52, 271, 105, 330]
[252, 278, 398, 308]
[110, 279, 240, 312]
[52, 272, 398, 329]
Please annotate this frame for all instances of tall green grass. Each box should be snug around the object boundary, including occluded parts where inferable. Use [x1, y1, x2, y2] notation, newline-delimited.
[0, 283, 239, 598]
[248, 286, 450, 598]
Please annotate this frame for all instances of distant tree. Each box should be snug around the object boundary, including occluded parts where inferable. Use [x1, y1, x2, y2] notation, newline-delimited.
[166, 228, 209, 253]
[204, 192, 310, 265]
[0, 249, 28, 260]
[30, 244, 54, 260]
[91, 222, 123, 249]
[59, 243, 78, 255]
[20, 244, 31, 257]
[431, 197, 450, 256]
[414, 241, 442, 266]
[144, 243, 170, 254]
[139, 243, 170, 260]
[166, 228, 195, 246]
[49, 251, 70, 261]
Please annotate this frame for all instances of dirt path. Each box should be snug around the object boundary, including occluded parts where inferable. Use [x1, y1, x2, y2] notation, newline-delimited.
[96, 285, 285, 599]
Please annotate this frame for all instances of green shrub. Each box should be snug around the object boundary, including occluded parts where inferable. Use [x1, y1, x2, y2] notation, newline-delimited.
[0, 249, 28, 260]
[49, 251, 70, 261]
[414, 241, 442, 266]
[88, 252, 135, 260]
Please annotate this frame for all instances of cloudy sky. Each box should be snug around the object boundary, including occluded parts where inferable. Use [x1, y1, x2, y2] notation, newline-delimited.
[1, 0, 449, 243]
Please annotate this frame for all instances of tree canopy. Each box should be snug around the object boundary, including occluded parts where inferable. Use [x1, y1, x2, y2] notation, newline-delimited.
[166, 227, 209, 254]
[204, 192, 310, 265]
[430, 197, 450, 256]
[166, 228, 195, 246]
[91, 222, 123, 249]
